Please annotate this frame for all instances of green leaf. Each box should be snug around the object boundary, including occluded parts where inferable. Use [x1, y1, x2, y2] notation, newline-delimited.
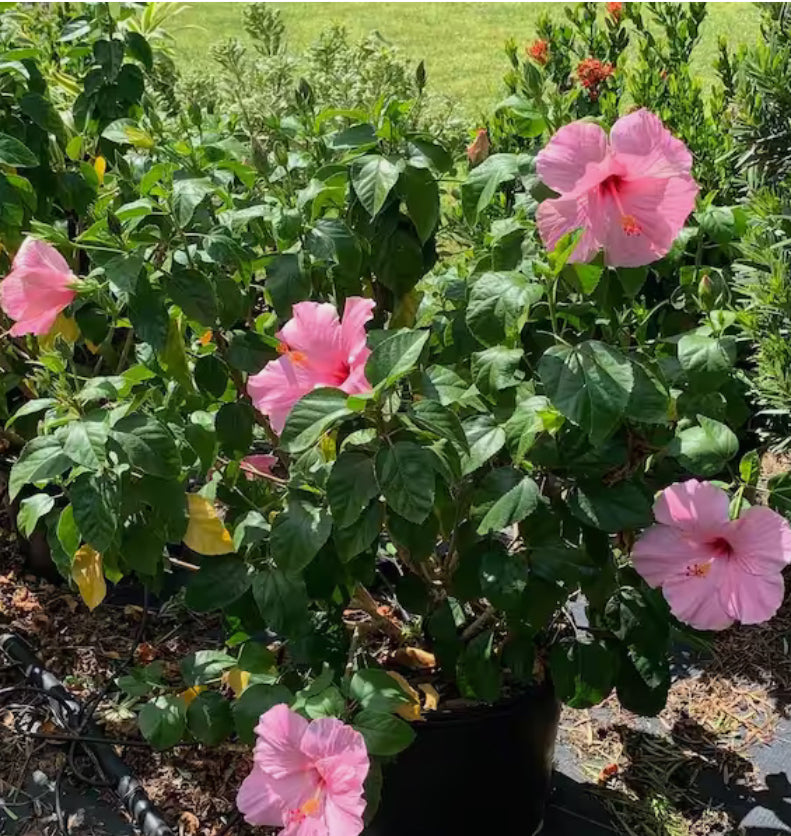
[139, 696, 186, 750]
[539, 341, 634, 446]
[461, 153, 525, 224]
[168, 268, 218, 326]
[226, 331, 278, 373]
[350, 155, 400, 217]
[549, 638, 615, 709]
[626, 360, 670, 424]
[668, 415, 738, 477]
[353, 709, 415, 756]
[466, 271, 543, 347]
[120, 525, 165, 576]
[306, 218, 362, 281]
[365, 329, 429, 388]
[57, 505, 80, 560]
[194, 355, 228, 399]
[6, 398, 56, 427]
[69, 473, 118, 552]
[252, 569, 310, 637]
[172, 177, 213, 226]
[330, 122, 377, 149]
[129, 276, 169, 351]
[110, 415, 180, 478]
[187, 691, 233, 745]
[397, 165, 439, 244]
[376, 442, 435, 524]
[478, 546, 527, 612]
[471, 346, 524, 395]
[20, 92, 64, 139]
[117, 662, 164, 698]
[569, 481, 653, 533]
[504, 397, 546, 464]
[303, 685, 346, 719]
[271, 497, 332, 575]
[409, 400, 468, 451]
[334, 500, 383, 561]
[388, 509, 437, 562]
[460, 415, 505, 476]
[739, 450, 761, 486]
[677, 334, 736, 390]
[350, 669, 413, 713]
[471, 468, 540, 534]
[216, 401, 254, 458]
[9, 436, 71, 500]
[17, 494, 55, 538]
[769, 472, 791, 518]
[406, 135, 453, 173]
[233, 684, 294, 744]
[180, 650, 235, 686]
[104, 253, 144, 293]
[327, 451, 379, 528]
[457, 630, 502, 702]
[280, 388, 353, 454]
[125, 30, 153, 69]
[185, 557, 252, 611]
[615, 646, 670, 716]
[0, 132, 38, 167]
[237, 642, 277, 674]
[63, 421, 108, 470]
[266, 253, 311, 318]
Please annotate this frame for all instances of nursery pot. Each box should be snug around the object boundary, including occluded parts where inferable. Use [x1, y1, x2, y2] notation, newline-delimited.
[365, 680, 560, 836]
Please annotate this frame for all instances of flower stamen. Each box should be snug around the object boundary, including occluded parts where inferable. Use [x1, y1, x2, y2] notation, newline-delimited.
[621, 215, 642, 236]
[685, 562, 712, 578]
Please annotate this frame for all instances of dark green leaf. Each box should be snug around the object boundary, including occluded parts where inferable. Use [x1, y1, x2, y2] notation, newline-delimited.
[667, 415, 738, 476]
[280, 388, 354, 453]
[327, 451, 379, 528]
[139, 696, 186, 750]
[471, 346, 524, 395]
[549, 638, 615, 709]
[168, 269, 218, 326]
[252, 569, 310, 637]
[110, 415, 180, 478]
[350, 669, 413, 713]
[271, 497, 332, 574]
[397, 165, 439, 244]
[9, 436, 70, 500]
[350, 155, 400, 216]
[466, 271, 542, 347]
[17, 494, 55, 538]
[69, 473, 118, 551]
[471, 468, 540, 534]
[353, 709, 415, 755]
[187, 691, 233, 745]
[195, 355, 228, 399]
[409, 399, 468, 451]
[457, 630, 502, 702]
[232, 684, 294, 744]
[180, 650, 235, 686]
[185, 557, 252, 611]
[216, 401, 254, 457]
[569, 481, 653, 533]
[266, 253, 310, 318]
[376, 442, 435, 524]
[0, 132, 38, 167]
[365, 329, 428, 388]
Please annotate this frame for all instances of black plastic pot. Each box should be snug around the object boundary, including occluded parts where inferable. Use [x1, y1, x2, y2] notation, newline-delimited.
[365, 681, 560, 836]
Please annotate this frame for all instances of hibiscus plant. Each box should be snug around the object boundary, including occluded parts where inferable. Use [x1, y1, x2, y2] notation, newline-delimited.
[4, 4, 791, 835]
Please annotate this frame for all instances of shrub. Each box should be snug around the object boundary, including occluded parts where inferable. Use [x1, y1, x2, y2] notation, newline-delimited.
[4, 2, 791, 830]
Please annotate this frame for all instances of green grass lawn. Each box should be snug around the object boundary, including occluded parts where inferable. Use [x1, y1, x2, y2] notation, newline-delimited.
[172, 3, 762, 115]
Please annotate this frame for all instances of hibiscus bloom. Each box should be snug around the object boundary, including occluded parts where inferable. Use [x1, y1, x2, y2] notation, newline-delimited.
[240, 454, 279, 479]
[535, 108, 699, 267]
[0, 238, 78, 336]
[607, 1, 623, 22]
[247, 297, 374, 434]
[633, 479, 791, 631]
[466, 129, 490, 167]
[237, 704, 369, 836]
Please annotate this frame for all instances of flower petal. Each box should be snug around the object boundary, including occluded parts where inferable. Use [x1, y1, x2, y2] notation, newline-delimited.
[536, 194, 603, 264]
[535, 121, 610, 196]
[610, 109, 693, 179]
[653, 480, 730, 532]
[632, 524, 714, 587]
[323, 793, 366, 836]
[718, 563, 785, 625]
[236, 768, 285, 827]
[340, 297, 375, 367]
[300, 718, 369, 791]
[603, 175, 697, 268]
[661, 558, 733, 631]
[240, 454, 279, 480]
[253, 704, 311, 781]
[729, 506, 791, 575]
[13, 237, 72, 275]
[279, 301, 342, 361]
[247, 358, 313, 435]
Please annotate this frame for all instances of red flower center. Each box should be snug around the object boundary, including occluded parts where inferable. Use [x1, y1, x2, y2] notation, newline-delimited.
[599, 175, 643, 237]
[707, 536, 734, 559]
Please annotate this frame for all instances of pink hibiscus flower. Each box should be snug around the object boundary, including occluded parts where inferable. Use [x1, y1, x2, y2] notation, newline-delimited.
[237, 704, 369, 836]
[247, 297, 375, 434]
[535, 109, 699, 267]
[633, 479, 791, 631]
[240, 454, 279, 479]
[0, 238, 78, 336]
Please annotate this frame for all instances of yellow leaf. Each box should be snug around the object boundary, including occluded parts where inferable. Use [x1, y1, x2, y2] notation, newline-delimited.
[386, 671, 424, 722]
[71, 545, 106, 611]
[179, 685, 206, 707]
[223, 667, 250, 697]
[183, 494, 234, 555]
[418, 682, 440, 712]
[40, 313, 80, 350]
[85, 340, 101, 355]
[94, 155, 106, 185]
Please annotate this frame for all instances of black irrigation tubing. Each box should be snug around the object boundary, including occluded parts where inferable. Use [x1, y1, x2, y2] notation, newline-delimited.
[0, 632, 174, 836]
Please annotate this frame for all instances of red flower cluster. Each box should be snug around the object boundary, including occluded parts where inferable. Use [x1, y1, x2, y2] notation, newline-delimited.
[527, 38, 549, 65]
[576, 57, 615, 100]
[606, 2, 623, 22]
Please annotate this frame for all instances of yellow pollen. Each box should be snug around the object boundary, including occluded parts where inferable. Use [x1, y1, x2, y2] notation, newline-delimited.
[686, 563, 711, 578]
[301, 798, 320, 816]
[277, 342, 307, 366]
[621, 214, 642, 236]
